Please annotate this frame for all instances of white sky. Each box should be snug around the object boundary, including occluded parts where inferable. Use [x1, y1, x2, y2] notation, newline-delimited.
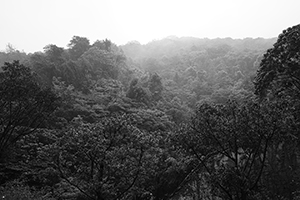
[1, 0, 299, 53]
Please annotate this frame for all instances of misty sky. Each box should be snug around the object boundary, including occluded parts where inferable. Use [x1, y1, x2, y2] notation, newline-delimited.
[1, 0, 299, 53]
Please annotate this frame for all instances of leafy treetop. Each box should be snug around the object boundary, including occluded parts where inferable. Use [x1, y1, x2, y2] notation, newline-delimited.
[255, 24, 300, 99]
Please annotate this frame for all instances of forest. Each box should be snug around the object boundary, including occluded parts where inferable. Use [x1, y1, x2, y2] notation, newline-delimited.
[0, 24, 299, 200]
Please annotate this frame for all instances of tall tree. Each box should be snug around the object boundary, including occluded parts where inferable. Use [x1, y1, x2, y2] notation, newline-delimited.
[0, 61, 59, 162]
[79, 47, 119, 80]
[148, 73, 163, 101]
[255, 24, 300, 99]
[55, 114, 149, 200]
[126, 78, 150, 106]
[28, 52, 55, 87]
[68, 36, 90, 60]
[92, 39, 112, 51]
[43, 44, 65, 65]
[177, 100, 286, 200]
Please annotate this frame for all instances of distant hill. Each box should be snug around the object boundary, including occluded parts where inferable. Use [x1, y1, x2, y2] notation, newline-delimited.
[121, 36, 277, 60]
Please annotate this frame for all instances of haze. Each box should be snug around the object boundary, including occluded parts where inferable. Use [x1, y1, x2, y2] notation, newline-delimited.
[1, 0, 299, 53]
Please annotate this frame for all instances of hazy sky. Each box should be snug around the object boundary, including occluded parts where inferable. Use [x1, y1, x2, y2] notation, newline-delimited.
[1, 0, 299, 53]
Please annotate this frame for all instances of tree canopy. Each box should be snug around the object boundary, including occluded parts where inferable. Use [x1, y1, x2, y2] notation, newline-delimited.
[0, 60, 59, 162]
[255, 24, 300, 99]
[1, 28, 300, 200]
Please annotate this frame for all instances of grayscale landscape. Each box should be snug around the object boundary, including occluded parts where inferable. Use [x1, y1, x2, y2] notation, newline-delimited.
[0, 0, 300, 200]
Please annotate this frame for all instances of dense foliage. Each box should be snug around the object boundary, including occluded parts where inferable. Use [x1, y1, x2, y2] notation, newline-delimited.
[0, 61, 59, 162]
[1, 25, 300, 200]
[255, 24, 300, 99]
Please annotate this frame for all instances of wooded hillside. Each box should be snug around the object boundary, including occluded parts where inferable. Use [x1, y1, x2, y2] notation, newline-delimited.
[0, 25, 300, 200]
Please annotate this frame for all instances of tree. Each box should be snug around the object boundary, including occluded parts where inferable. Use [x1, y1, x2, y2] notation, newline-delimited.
[55, 114, 150, 200]
[93, 39, 112, 51]
[126, 78, 150, 106]
[148, 73, 163, 101]
[68, 36, 90, 60]
[260, 97, 300, 200]
[79, 47, 119, 80]
[28, 52, 55, 87]
[177, 100, 286, 200]
[43, 44, 65, 65]
[255, 24, 300, 99]
[0, 61, 59, 162]
[0, 44, 28, 66]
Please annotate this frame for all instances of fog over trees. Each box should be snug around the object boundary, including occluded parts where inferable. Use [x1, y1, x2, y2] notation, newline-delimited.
[0, 25, 300, 200]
